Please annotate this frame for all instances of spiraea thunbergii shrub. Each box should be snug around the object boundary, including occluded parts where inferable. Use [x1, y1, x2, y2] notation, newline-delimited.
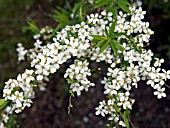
[0, 0, 169, 127]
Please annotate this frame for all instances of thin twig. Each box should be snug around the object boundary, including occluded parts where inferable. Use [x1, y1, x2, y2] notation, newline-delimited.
[68, 95, 72, 114]
[165, 84, 170, 89]
[128, 115, 137, 128]
[38, 5, 49, 16]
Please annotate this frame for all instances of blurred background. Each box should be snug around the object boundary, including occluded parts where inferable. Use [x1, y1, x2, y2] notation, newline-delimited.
[0, 0, 170, 128]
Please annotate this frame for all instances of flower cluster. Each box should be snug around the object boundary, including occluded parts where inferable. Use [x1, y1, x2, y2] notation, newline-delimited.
[95, 46, 170, 126]
[3, 69, 35, 114]
[64, 59, 95, 96]
[16, 43, 28, 61]
[1, 5, 170, 128]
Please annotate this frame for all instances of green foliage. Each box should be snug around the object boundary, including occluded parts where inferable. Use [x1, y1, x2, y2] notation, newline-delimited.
[94, 0, 112, 8]
[100, 40, 110, 53]
[50, 6, 70, 30]
[0, 99, 8, 110]
[22, 19, 39, 34]
[92, 34, 125, 56]
[91, 0, 132, 56]
[91, 20, 125, 56]
[66, 78, 77, 84]
[115, 0, 131, 13]
[50, 0, 93, 31]
[5, 115, 17, 128]
[94, 0, 131, 13]
[122, 112, 129, 128]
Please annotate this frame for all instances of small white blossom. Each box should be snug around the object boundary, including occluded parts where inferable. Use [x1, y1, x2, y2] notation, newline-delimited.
[154, 87, 166, 99]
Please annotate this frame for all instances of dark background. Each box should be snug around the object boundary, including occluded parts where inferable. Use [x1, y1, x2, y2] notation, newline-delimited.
[0, 0, 170, 128]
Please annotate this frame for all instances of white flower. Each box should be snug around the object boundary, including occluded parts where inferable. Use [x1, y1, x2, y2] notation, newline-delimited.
[10, 91, 23, 102]
[36, 75, 43, 81]
[16, 43, 27, 61]
[2, 114, 9, 123]
[22, 69, 35, 83]
[136, 7, 146, 19]
[162, 69, 170, 80]
[117, 92, 133, 109]
[70, 83, 84, 96]
[119, 121, 126, 127]
[146, 79, 155, 87]
[154, 87, 166, 99]
[95, 101, 108, 117]
[87, 13, 99, 24]
[0, 122, 6, 128]
[104, 84, 117, 95]
[149, 67, 160, 79]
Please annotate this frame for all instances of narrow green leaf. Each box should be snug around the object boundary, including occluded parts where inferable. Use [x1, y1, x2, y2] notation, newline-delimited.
[94, 0, 110, 8]
[100, 40, 109, 53]
[122, 113, 129, 128]
[112, 39, 124, 51]
[23, 19, 39, 33]
[112, 32, 126, 38]
[119, 0, 131, 6]
[96, 39, 108, 47]
[72, 1, 82, 13]
[56, 6, 69, 15]
[114, 105, 121, 112]
[66, 78, 76, 84]
[110, 6, 118, 18]
[28, 19, 39, 31]
[79, 6, 83, 22]
[125, 109, 131, 115]
[0, 99, 8, 110]
[91, 35, 108, 42]
[66, 0, 72, 11]
[116, 1, 130, 13]
[110, 41, 118, 56]
[54, 9, 69, 22]
[55, 23, 66, 31]
[109, 20, 116, 37]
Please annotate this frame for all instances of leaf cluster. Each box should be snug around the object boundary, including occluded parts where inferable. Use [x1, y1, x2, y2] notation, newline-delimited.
[50, 0, 94, 31]
[91, 20, 125, 56]
[94, 0, 131, 14]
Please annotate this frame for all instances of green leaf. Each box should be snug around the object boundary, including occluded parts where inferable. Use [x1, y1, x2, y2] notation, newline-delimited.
[94, 0, 110, 8]
[96, 39, 108, 47]
[69, 90, 75, 97]
[119, 0, 131, 6]
[91, 35, 108, 42]
[0, 99, 8, 110]
[66, 0, 72, 11]
[112, 39, 124, 51]
[53, 8, 69, 22]
[109, 6, 118, 18]
[112, 32, 126, 38]
[116, 0, 130, 13]
[22, 19, 39, 34]
[125, 109, 131, 115]
[100, 40, 109, 53]
[109, 20, 116, 37]
[66, 78, 77, 84]
[72, 1, 82, 14]
[55, 23, 66, 31]
[110, 40, 118, 56]
[114, 105, 121, 112]
[122, 112, 129, 128]
[79, 6, 83, 22]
